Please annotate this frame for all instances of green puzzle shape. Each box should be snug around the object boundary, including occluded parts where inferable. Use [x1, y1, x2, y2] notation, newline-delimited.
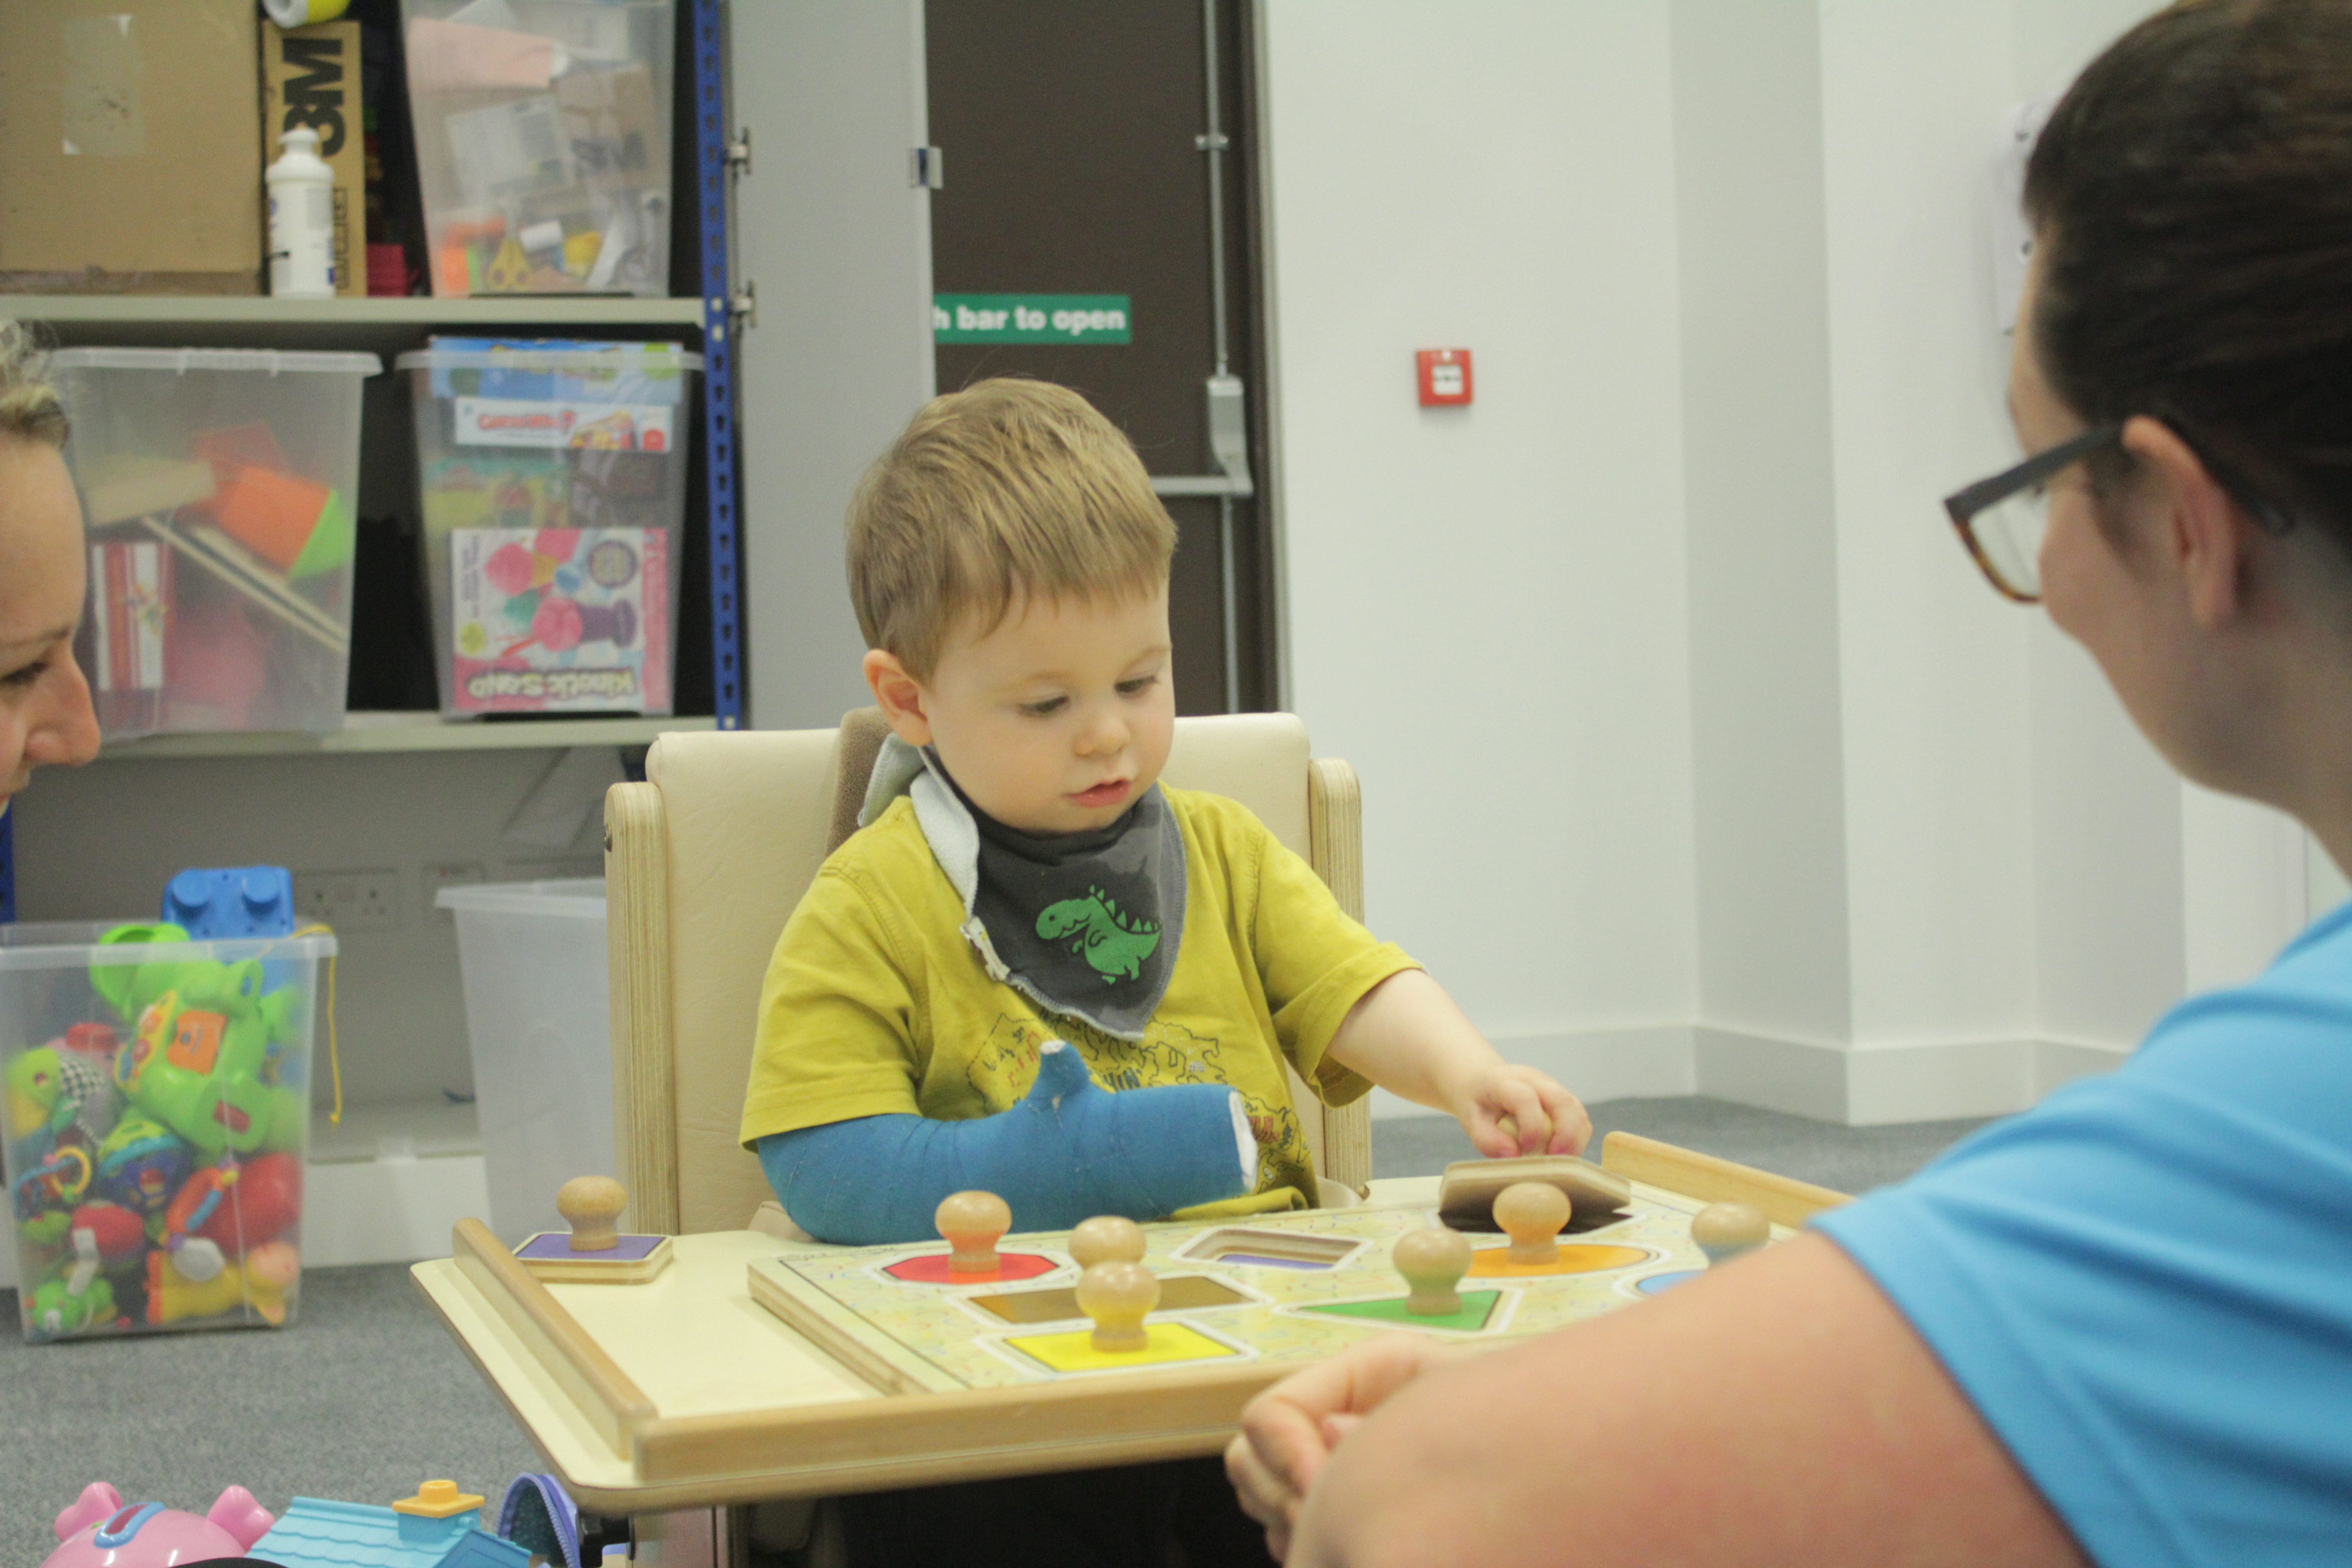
[1301, 1291, 1502, 1333]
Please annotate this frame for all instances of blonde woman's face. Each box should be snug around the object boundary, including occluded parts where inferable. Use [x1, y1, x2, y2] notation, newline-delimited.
[0, 437, 100, 811]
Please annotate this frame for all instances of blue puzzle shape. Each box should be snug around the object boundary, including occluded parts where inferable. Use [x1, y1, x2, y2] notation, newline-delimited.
[162, 866, 296, 939]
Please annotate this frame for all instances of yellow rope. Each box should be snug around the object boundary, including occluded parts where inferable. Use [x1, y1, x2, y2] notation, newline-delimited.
[291, 923, 341, 1126]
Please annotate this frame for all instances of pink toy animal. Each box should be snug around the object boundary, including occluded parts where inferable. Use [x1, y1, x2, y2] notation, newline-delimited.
[44, 1482, 273, 1567]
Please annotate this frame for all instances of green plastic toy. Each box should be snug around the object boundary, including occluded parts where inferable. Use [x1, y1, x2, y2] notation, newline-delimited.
[97, 924, 301, 1157]
[29, 1273, 117, 1337]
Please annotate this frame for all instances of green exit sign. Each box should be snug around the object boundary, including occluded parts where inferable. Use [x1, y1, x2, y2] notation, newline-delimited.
[934, 294, 1132, 344]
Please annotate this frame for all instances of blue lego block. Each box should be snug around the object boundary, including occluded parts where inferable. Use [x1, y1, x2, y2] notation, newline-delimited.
[162, 866, 296, 939]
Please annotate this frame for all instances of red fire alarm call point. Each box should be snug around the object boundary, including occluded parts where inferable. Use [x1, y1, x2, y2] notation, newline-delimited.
[1416, 348, 1473, 407]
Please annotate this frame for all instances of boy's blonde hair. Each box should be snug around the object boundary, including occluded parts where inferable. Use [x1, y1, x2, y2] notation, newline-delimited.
[0, 320, 66, 450]
[848, 377, 1176, 679]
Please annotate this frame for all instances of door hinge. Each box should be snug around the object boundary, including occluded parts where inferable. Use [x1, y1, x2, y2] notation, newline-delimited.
[911, 145, 945, 190]
[726, 127, 752, 176]
[730, 278, 756, 328]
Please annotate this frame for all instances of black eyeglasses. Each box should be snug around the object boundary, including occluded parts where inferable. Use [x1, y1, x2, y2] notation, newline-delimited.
[1941, 424, 2123, 603]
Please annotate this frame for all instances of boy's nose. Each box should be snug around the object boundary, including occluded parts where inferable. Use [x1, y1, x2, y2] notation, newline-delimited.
[1075, 703, 1131, 757]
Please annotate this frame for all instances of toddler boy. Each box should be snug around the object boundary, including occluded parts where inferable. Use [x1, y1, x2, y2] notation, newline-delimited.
[740, 377, 1588, 1245]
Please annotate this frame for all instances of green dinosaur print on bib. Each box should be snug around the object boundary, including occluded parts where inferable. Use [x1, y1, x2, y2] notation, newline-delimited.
[1037, 886, 1161, 983]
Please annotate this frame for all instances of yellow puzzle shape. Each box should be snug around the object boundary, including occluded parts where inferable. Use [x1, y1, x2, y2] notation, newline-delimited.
[1006, 1320, 1240, 1374]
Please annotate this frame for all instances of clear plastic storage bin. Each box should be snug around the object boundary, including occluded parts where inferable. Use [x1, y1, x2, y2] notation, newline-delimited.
[435, 880, 613, 1244]
[1, 923, 334, 1343]
[397, 340, 697, 717]
[400, 0, 676, 297]
[54, 348, 381, 740]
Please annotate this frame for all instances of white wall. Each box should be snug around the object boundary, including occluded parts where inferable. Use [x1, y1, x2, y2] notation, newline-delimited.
[1259, 2, 1701, 1112]
[1264, 0, 2312, 1126]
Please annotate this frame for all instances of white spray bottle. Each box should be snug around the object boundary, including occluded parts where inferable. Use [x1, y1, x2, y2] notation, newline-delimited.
[266, 126, 336, 299]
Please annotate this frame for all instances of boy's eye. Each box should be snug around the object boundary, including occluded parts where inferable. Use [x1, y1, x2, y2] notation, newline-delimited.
[1019, 696, 1068, 718]
[1117, 675, 1159, 696]
[0, 657, 51, 691]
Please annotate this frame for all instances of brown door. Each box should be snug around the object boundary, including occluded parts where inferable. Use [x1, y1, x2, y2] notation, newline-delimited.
[926, 0, 1273, 715]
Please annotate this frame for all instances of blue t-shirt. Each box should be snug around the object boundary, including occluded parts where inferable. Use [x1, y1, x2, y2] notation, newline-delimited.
[1817, 900, 2352, 1568]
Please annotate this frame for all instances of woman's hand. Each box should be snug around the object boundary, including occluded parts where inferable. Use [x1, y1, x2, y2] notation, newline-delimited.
[1449, 1061, 1590, 1157]
[1225, 1334, 1457, 1562]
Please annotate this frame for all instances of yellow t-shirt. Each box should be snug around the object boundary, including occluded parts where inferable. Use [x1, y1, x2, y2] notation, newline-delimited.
[739, 786, 1417, 1215]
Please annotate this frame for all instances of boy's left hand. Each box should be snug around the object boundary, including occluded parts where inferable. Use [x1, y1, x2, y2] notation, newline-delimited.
[1450, 1064, 1590, 1157]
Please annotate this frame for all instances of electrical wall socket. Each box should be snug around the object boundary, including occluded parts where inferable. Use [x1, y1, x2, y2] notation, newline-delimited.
[294, 868, 404, 932]
[422, 860, 489, 924]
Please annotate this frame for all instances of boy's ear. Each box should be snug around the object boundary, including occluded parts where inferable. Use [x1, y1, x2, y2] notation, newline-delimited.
[863, 649, 934, 745]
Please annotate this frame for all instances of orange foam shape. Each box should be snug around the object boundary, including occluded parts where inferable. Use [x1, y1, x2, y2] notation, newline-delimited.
[215, 467, 330, 571]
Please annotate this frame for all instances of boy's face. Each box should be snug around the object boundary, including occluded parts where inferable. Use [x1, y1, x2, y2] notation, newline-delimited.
[865, 585, 1177, 836]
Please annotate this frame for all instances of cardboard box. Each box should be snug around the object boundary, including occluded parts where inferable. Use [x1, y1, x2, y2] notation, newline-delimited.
[0, 0, 264, 294]
[262, 20, 365, 298]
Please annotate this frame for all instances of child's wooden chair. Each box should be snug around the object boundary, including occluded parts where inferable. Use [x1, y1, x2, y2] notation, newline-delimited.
[601, 710, 1375, 1236]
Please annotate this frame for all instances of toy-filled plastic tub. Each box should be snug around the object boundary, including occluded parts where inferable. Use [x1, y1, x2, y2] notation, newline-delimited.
[398, 340, 697, 718]
[0, 923, 334, 1342]
[401, 0, 676, 298]
[436, 880, 613, 1244]
[51, 348, 381, 740]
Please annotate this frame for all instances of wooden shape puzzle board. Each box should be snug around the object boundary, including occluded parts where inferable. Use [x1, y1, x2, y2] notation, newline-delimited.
[747, 1183, 1769, 1396]
[410, 1134, 1848, 1511]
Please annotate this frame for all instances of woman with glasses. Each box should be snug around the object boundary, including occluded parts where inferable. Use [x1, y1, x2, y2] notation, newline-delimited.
[0, 319, 101, 821]
[1228, 4, 2352, 1564]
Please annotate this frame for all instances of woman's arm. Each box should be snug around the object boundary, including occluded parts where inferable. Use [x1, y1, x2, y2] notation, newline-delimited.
[1230, 1234, 2086, 1568]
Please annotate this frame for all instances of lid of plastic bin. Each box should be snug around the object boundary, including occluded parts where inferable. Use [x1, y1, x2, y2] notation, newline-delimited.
[434, 879, 608, 918]
[0, 924, 337, 966]
[49, 348, 383, 377]
[393, 345, 703, 373]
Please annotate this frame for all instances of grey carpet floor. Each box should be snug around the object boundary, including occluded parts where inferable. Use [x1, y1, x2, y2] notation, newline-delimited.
[0, 1263, 542, 1566]
[0, 1096, 1992, 1562]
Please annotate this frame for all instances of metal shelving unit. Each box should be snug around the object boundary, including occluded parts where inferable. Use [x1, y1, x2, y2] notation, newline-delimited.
[0, 0, 744, 919]
[87, 712, 716, 762]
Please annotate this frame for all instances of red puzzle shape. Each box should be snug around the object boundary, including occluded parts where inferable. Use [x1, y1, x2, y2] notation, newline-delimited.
[885, 1251, 1058, 1285]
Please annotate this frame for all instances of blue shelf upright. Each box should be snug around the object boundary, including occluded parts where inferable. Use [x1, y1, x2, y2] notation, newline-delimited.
[694, 0, 745, 731]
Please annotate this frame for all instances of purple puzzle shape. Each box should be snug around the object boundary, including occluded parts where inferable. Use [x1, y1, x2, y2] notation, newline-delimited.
[516, 1232, 667, 1263]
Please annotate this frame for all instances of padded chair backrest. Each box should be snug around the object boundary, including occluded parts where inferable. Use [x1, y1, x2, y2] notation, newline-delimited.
[606, 711, 1368, 1236]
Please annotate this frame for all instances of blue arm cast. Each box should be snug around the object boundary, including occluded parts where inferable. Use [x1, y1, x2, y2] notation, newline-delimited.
[757, 1042, 1256, 1243]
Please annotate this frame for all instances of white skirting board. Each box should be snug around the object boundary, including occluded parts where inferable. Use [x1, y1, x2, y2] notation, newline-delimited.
[1370, 1024, 2133, 1128]
[0, 1153, 493, 1294]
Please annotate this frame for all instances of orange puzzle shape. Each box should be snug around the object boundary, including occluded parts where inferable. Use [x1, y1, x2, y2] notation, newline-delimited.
[1465, 1242, 1653, 1279]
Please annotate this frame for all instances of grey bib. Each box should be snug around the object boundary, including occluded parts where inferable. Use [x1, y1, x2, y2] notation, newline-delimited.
[859, 735, 1186, 1039]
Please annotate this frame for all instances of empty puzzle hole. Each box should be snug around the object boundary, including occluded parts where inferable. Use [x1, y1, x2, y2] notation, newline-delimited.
[1172, 1228, 1361, 1270]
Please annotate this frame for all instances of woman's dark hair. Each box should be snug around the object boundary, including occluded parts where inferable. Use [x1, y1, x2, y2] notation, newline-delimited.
[2025, 0, 2352, 539]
